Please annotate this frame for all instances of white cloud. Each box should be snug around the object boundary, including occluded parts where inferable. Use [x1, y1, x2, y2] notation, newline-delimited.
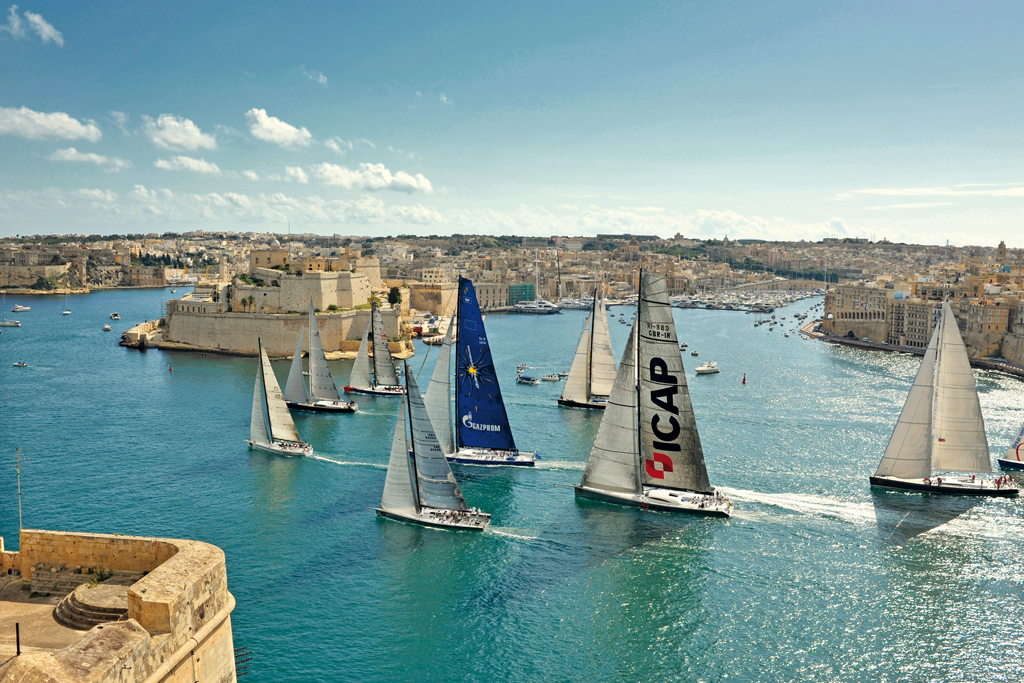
[285, 166, 308, 184]
[142, 114, 216, 151]
[301, 67, 327, 86]
[1, 5, 23, 37]
[389, 204, 444, 224]
[23, 9, 61, 45]
[356, 138, 375, 149]
[73, 188, 118, 203]
[242, 170, 259, 181]
[154, 155, 221, 174]
[312, 162, 432, 194]
[108, 111, 130, 134]
[440, 94, 451, 105]
[0, 105, 101, 142]
[325, 137, 351, 155]
[244, 108, 312, 148]
[48, 147, 131, 171]
[849, 184, 1024, 198]
[864, 202, 955, 210]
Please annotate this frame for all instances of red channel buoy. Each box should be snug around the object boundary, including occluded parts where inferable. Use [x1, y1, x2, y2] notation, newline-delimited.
[742, 373, 747, 385]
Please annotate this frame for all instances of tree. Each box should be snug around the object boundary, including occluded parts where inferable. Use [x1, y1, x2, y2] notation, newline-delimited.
[388, 287, 402, 305]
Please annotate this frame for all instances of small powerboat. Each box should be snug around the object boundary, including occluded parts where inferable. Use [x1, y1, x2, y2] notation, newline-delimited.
[13, 362, 28, 367]
[103, 324, 112, 331]
[110, 313, 121, 320]
[695, 361, 720, 375]
[541, 374, 560, 382]
[516, 374, 540, 385]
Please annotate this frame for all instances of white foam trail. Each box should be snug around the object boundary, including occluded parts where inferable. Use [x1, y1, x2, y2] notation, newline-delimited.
[309, 454, 387, 470]
[487, 527, 540, 541]
[533, 460, 584, 471]
[720, 487, 876, 525]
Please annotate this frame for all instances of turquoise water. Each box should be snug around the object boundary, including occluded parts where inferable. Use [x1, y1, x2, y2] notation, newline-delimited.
[2, 289, 1023, 682]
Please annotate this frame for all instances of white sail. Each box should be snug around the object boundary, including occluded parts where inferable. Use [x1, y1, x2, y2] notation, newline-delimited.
[348, 320, 372, 389]
[260, 342, 303, 443]
[380, 397, 419, 513]
[371, 303, 400, 387]
[283, 324, 307, 404]
[559, 314, 592, 404]
[250, 358, 270, 445]
[589, 296, 617, 397]
[424, 323, 455, 454]
[407, 366, 468, 511]
[637, 273, 712, 493]
[307, 300, 341, 401]
[580, 325, 641, 494]
[931, 303, 992, 473]
[874, 323, 939, 478]
[1003, 419, 1024, 463]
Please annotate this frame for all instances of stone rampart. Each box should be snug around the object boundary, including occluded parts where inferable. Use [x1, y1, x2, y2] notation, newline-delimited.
[1002, 332, 1024, 366]
[17, 530, 179, 583]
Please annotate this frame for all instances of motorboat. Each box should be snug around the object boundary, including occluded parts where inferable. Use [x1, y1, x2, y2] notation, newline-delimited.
[110, 313, 121, 320]
[103, 324, 112, 331]
[12, 304, 30, 312]
[691, 350, 699, 356]
[541, 374, 560, 381]
[695, 361, 720, 375]
[13, 362, 28, 367]
[517, 374, 540, 385]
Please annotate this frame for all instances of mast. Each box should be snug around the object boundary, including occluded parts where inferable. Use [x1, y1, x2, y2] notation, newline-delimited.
[454, 284, 462, 448]
[587, 291, 596, 400]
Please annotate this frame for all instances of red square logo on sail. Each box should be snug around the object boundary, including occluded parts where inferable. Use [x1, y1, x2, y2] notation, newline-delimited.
[645, 452, 674, 479]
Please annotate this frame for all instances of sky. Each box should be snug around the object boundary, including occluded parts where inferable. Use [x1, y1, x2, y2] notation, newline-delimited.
[1, 1, 1023, 246]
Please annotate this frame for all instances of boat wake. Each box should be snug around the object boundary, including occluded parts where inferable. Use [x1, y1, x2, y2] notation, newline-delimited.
[309, 454, 387, 470]
[533, 460, 584, 471]
[487, 527, 540, 541]
[720, 488, 876, 525]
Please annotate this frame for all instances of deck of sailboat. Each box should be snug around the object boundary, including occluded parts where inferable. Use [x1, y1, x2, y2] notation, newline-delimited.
[574, 485, 733, 517]
[997, 458, 1024, 470]
[246, 438, 312, 457]
[343, 384, 405, 396]
[286, 400, 357, 413]
[869, 475, 1018, 497]
[556, 397, 608, 410]
[449, 448, 536, 467]
[374, 507, 490, 531]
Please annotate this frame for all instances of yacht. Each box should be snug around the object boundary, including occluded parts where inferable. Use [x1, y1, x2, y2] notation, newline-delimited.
[695, 361, 721, 375]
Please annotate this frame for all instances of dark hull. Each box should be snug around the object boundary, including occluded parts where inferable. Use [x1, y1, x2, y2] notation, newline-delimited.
[997, 458, 1024, 470]
[374, 508, 487, 531]
[557, 398, 607, 410]
[869, 476, 1018, 497]
[343, 385, 405, 396]
[286, 401, 356, 413]
[447, 455, 535, 467]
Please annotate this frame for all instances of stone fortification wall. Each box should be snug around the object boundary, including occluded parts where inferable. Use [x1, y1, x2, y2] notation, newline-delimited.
[165, 307, 402, 356]
[0, 537, 18, 574]
[1002, 332, 1024, 365]
[237, 269, 370, 312]
[410, 282, 458, 316]
[0, 530, 236, 683]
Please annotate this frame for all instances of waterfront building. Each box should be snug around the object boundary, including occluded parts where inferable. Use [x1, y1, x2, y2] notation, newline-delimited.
[0, 530, 237, 683]
[508, 283, 535, 304]
[822, 283, 889, 340]
[474, 282, 509, 309]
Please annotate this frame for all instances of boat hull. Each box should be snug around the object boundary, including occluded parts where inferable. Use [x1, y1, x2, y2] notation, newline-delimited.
[286, 400, 357, 413]
[869, 475, 1018, 497]
[448, 448, 536, 467]
[246, 439, 313, 457]
[996, 458, 1024, 470]
[0, 321, 20, 327]
[343, 385, 405, 396]
[573, 485, 733, 517]
[374, 507, 489, 531]
[557, 398, 607, 410]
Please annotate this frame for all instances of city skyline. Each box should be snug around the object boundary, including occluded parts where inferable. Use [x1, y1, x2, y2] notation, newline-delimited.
[2, 1, 1024, 246]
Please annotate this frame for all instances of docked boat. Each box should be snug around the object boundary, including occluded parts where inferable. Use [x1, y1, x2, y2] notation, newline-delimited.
[517, 374, 540, 385]
[512, 300, 561, 314]
[11, 304, 30, 312]
[374, 365, 490, 531]
[573, 273, 732, 516]
[423, 277, 536, 467]
[344, 302, 405, 396]
[558, 292, 616, 410]
[247, 339, 313, 457]
[284, 299, 357, 413]
[109, 313, 121, 320]
[695, 361, 720, 375]
[870, 303, 1017, 496]
[997, 418, 1024, 470]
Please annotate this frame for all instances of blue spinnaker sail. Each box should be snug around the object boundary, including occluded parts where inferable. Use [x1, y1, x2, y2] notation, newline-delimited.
[454, 277, 517, 451]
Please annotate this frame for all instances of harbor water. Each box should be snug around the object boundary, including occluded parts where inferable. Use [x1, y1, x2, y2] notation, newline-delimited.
[1, 289, 1023, 682]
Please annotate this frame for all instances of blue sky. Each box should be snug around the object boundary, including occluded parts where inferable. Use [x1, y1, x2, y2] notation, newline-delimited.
[1, 1, 1023, 245]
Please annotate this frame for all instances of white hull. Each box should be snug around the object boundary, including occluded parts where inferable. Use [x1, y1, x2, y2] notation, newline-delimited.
[575, 485, 733, 517]
[374, 506, 490, 531]
[246, 439, 313, 457]
[449, 447, 536, 467]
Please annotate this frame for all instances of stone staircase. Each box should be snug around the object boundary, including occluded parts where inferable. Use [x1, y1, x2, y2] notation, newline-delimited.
[53, 584, 130, 631]
[30, 564, 143, 596]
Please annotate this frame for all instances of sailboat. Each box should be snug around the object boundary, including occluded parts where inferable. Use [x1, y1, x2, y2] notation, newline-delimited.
[558, 291, 617, 409]
[870, 303, 1017, 496]
[374, 361, 491, 531]
[0, 294, 21, 327]
[574, 272, 733, 516]
[247, 338, 314, 457]
[283, 299, 357, 413]
[997, 418, 1024, 470]
[62, 291, 71, 315]
[423, 277, 535, 467]
[343, 301, 405, 396]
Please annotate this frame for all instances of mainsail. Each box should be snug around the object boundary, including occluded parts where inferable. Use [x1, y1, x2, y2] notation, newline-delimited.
[559, 314, 593, 404]
[307, 300, 341, 400]
[931, 303, 992, 473]
[637, 273, 712, 493]
[371, 302, 400, 387]
[454, 277, 517, 451]
[348, 320, 372, 389]
[259, 341, 303, 443]
[580, 326, 641, 494]
[874, 323, 939, 478]
[407, 365, 468, 511]
[283, 323, 307, 404]
[1004, 420, 1024, 462]
[250, 354, 271, 444]
[590, 295, 616, 397]
[424, 322, 455, 454]
[380, 397, 419, 513]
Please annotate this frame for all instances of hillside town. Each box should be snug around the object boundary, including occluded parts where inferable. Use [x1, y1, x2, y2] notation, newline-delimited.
[2, 231, 1022, 364]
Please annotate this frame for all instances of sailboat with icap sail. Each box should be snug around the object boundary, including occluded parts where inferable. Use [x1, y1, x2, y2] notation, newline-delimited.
[283, 299, 357, 412]
[573, 272, 732, 516]
[374, 361, 491, 531]
[870, 302, 1017, 495]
